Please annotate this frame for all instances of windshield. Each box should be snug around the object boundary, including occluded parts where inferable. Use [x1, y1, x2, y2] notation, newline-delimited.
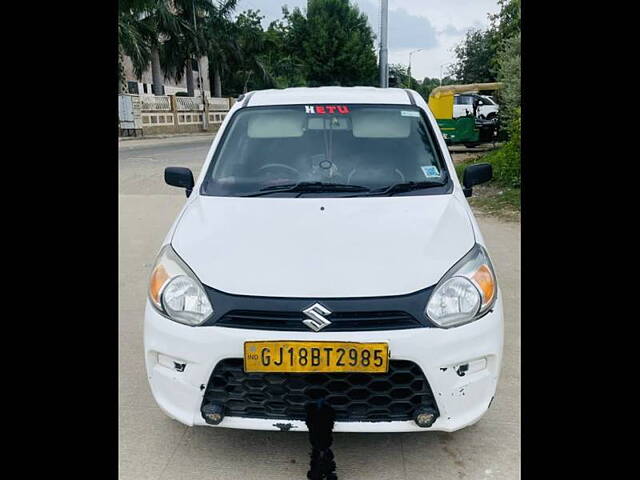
[201, 104, 450, 197]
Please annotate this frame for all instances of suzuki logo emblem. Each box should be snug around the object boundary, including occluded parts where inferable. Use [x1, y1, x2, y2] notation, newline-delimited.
[302, 303, 332, 332]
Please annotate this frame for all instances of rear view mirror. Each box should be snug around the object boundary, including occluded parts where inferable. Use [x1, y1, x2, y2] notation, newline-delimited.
[462, 163, 492, 197]
[165, 167, 195, 197]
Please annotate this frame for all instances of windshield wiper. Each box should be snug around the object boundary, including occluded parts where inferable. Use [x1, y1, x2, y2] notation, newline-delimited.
[243, 181, 370, 197]
[349, 175, 448, 197]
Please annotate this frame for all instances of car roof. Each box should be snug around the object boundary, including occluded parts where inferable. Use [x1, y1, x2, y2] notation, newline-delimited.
[245, 86, 413, 107]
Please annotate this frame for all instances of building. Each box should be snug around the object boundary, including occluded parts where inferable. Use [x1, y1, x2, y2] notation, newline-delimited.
[121, 54, 211, 97]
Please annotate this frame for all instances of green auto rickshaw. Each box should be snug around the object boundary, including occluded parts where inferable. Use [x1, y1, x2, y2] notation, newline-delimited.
[428, 82, 503, 147]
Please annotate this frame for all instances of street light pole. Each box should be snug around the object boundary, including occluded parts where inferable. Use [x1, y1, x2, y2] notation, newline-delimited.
[408, 48, 424, 90]
[192, 0, 208, 130]
[440, 62, 453, 86]
[379, 0, 389, 87]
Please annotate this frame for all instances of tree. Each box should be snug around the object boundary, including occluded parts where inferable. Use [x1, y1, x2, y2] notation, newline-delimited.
[118, 0, 386, 97]
[419, 76, 456, 98]
[203, 0, 238, 97]
[487, 0, 520, 80]
[118, 0, 154, 92]
[489, 0, 521, 48]
[496, 32, 520, 130]
[452, 29, 497, 83]
[452, 0, 520, 85]
[144, 1, 183, 95]
[388, 64, 409, 88]
[263, 8, 306, 88]
[287, 0, 378, 86]
[234, 10, 276, 92]
[118, 1, 185, 95]
[214, 9, 279, 96]
[160, 0, 215, 96]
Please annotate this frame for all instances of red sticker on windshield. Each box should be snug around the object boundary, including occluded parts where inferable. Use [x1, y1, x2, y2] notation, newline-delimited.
[305, 105, 350, 114]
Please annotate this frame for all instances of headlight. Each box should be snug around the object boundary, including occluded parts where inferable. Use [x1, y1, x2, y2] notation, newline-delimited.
[148, 245, 213, 325]
[425, 244, 497, 328]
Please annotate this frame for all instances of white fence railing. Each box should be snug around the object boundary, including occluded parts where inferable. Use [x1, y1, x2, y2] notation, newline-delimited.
[208, 97, 231, 110]
[140, 95, 171, 111]
[139, 94, 230, 112]
[176, 96, 204, 111]
[119, 94, 232, 136]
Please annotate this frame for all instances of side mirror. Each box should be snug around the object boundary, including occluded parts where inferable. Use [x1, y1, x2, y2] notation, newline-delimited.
[462, 163, 492, 197]
[165, 167, 195, 197]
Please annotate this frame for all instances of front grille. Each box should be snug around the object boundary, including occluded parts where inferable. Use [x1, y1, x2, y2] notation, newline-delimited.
[202, 358, 438, 422]
[201, 284, 436, 331]
[216, 310, 422, 331]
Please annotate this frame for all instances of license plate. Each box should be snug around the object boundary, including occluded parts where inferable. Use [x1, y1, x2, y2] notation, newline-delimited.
[244, 341, 389, 373]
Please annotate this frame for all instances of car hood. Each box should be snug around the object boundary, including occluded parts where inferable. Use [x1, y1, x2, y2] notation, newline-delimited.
[171, 195, 475, 298]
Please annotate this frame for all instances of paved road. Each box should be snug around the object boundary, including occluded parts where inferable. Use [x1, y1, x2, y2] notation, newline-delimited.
[119, 136, 214, 195]
[119, 137, 520, 480]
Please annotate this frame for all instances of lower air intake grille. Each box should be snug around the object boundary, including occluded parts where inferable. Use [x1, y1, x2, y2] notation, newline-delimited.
[202, 358, 438, 422]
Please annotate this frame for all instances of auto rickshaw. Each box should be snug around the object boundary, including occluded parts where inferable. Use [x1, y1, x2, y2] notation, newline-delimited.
[428, 82, 503, 147]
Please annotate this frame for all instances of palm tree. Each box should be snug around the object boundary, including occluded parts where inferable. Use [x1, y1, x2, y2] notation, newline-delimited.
[119, 0, 183, 95]
[118, 0, 153, 92]
[141, 1, 183, 95]
[203, 0, 239, 97]
[160, 0, 215, 97]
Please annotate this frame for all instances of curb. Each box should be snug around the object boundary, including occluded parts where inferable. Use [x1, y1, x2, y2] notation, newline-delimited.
[119, 132, 215, 142]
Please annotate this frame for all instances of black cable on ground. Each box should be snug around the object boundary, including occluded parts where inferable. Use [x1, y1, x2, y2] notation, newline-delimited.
[305, 398, 338, 480]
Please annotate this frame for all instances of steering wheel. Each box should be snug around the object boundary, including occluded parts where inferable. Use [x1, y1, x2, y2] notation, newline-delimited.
[257, 163, 300, 177]
[255, 163, 301, 187]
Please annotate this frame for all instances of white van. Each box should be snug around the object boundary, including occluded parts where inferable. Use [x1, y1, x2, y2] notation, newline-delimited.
[145, 87, 503, 433]
[453, 93, 500, 119]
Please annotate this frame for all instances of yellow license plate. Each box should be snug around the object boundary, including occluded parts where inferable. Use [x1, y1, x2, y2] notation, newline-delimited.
[244, 341, 389, 373]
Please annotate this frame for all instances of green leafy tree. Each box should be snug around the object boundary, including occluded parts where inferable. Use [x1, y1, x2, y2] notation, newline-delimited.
[496, 32, 520, 131]
[452, 0, 520, 84]
[421, 76, 457, 98]
[386, 67, 450, 101]
[487, 0, 520, 80]
[455, 0, 521, 194]
[489, 0, 521, 49]
[235, 10, 276, 92]
[487, 108, 520, 187]
[452, 28, 497, 83]
[388, 64, 409, 88]
[263, 8, 306, 88]
[216, 9, 278, 96]
[203, 0, 238, 97]
[287, 0, 378, 86]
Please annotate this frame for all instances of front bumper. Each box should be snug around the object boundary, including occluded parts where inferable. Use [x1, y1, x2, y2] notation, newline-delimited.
[143, 293, 503, 432]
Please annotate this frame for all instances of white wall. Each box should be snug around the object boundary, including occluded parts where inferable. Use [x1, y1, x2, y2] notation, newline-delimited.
[122, 55, 211, 96]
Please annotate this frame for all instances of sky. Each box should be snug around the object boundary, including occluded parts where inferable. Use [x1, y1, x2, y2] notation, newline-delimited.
[234, 0, 501, 80]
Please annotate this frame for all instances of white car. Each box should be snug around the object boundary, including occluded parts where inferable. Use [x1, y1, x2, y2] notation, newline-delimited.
[453, 94, 499, 119]
[144, 86, 504, 433]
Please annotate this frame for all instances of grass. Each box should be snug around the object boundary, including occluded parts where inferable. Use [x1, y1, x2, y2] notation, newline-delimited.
[455, 153, 521, 221]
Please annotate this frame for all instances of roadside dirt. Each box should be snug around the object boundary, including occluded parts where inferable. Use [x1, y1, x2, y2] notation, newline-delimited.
[449, 147, 520, 222]
[467, 183, 520, 222]
[450, 151, 485, 165]
[448, 143, 501, 164]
